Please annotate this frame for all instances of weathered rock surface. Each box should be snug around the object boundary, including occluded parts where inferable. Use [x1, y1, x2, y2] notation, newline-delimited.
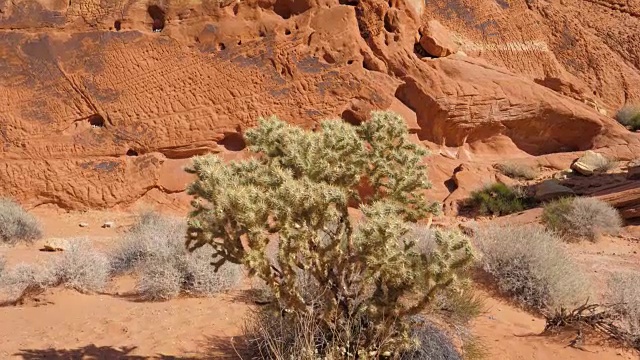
[418, 20, 459, 57]
[535, 180, 575, 202]
[0, 0, 639, 210]
[594, 182, 640, 219]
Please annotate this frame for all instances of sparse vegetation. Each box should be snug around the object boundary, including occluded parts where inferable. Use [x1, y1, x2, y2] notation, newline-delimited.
[496, 162, 539, 180]
[608, 272, 640, 339]
[54, 239, 111, 293]
[0, 239, 111, 304]
[112, 211, 242, 301]
[469, 183, 531, 216]
[476, 225, 590, 311]
[0, 262, 58, 305]
[186, 112, 473, 357]
[615, 104, 640, 131]
[542, 197, 622, 241]
[0, 198, 42, 245]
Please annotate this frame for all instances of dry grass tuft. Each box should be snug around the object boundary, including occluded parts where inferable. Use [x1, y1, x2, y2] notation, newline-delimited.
[542, 197, 622, 241]
[475, 225, 590, 311]
[54, 239, 111, 293]
[496, 162, 539, 180]
[112, 211, 242, 301]
[0, 198, 42, 245]
[608, 272, 640, 338]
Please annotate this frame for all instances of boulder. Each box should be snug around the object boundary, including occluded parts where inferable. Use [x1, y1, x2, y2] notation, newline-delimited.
[534, 180, 576, 202]
[419, 20, 459, 57]
[571, 151, 611, 176]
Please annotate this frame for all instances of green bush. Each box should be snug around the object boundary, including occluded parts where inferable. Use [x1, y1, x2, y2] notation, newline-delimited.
[496, 162, 539, 180]
[470, 183, 530, 216]
[0, 198, 42, 245]
[111, 211, 242, 301]
[186, 112, 473, 357]
[476, 225, 590, 311]
[542, 197, 622, 241]
[615, 104, 640, 131]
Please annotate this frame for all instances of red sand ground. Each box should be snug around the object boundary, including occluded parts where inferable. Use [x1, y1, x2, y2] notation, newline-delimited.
[0, 207, 638, 359]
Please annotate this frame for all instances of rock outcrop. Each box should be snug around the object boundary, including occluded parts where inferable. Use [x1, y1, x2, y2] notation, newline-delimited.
[1, 0, 639, 210]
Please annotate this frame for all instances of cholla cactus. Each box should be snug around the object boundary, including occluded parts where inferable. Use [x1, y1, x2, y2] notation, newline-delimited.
[185, 111, 472, 356]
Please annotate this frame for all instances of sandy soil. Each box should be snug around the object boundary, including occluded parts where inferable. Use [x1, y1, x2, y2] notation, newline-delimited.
[0, 208, 639, 359]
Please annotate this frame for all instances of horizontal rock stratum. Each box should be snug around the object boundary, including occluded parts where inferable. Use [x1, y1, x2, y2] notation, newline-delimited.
[1, 0, 639, 209]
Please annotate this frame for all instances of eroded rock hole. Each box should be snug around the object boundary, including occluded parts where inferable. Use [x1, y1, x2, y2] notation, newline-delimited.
[237, 40, 242, 45]
[339, 0, 359, 5]
[347, 59, 354, 65]
[285, 29, 291, 35]
[217, 43, 226, 50]
[218, 133, 246, 151]
[114, 20, 122, 31]
[126, 149, 138, 156]
[88, 114, 105, 128]
[148, 5, 166, 32]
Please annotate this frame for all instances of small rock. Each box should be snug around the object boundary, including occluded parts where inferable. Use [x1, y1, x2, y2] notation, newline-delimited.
[534, 180, 575, 202]
[419, 20, 459, 57]
[79, 222, 89, 228]
[40, 238, 69, 252]
[571, 150, 610, 176]
[102, 221, 115, 228]
[552, 169, 573, 180]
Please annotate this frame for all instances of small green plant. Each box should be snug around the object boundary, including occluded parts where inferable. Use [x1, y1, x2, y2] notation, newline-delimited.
[476, 225, 590, 311]
[542, 197, 622, 241]
[616, 104, 640, 131]
[0, 198, 42, 245]
[496, 162, 539, 180]
[112, 211, 242, 301]
[186, 112, 473, 357]
[470, 183, 530, 216]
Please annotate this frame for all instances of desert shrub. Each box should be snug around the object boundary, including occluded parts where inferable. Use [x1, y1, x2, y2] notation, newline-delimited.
[476, 225, 590, 311]
[470, 183, 531, 216]
[608, 272, 640, 338]
[186, 112, 473, 357]
[616, 104, 640, 131]
[542, 197, 622, 241]
[137, 255, 183, 301]
[0, 198, 42, 245]
[0, 262, 58, 304]
[112, 211, 242, 300]
[54, 239, 111, 293]
[496, 162, 539, 180]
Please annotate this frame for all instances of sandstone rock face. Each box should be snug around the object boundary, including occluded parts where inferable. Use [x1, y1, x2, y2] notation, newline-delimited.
[419, 20, 459, 57]
[0, 0, 639, 210]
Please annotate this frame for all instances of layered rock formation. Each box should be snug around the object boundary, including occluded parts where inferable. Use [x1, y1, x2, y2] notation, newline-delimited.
[1, 0, 639, 210]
